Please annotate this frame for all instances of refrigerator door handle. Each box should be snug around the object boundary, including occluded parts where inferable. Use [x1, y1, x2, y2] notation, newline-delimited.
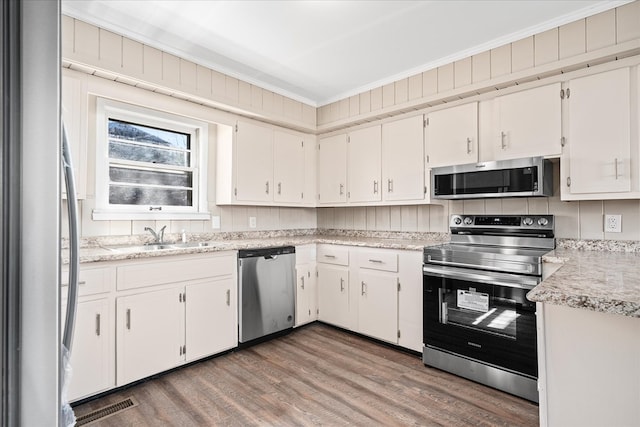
[61, 123, 80, 354]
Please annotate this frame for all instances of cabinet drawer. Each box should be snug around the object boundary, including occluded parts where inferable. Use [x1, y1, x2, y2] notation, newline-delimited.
[358, 251, 398, 272]
[317, 245, 349, 266]
[117, 253, 236, 291]
[62, 266, 113, 296]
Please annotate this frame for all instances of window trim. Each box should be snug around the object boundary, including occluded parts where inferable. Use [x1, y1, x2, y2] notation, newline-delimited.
[93, 98, 210, 220]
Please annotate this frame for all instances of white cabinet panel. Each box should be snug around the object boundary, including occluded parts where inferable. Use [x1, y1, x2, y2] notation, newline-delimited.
[398, 251, 423, 352]
[274, 130, 305, 203]
[116, 288, 183, 385]
[295, 263, 317, 326]
[348, 125, 382, 202]
[382, 115, 426, 202]
[67, 298, 112, 401]
[566, 67, 632, 194]
[317, 263, 349, 328]
[494, 83, 562, 160]
[427, 102, 478, 167]
[235, 120, 274, 202]
[358, 270, 398, 344]
[318, 133, 348, 204]
[185, 278, 236, 361]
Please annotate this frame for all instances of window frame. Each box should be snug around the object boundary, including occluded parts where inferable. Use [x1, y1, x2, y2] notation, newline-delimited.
[93, 98, 210, 220]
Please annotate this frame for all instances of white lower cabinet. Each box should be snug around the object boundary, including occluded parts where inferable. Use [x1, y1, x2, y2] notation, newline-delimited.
[358, 270, 398, 344]
[66, 297, 112, 401]
[316, 245, 423, 352]
[317, 263, 350, 329]
[295, 244, 318, 326]
[185, 277, 236, 362]
[116, 287, 184, 385]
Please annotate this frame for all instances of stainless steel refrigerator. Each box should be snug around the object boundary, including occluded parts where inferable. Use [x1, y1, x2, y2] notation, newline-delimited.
[1, 1, 64, 425]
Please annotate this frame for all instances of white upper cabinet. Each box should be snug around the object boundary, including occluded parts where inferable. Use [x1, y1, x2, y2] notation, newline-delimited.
[61, 69, 88, 199]
[493, 82, 562, 160]
[217, 119, 314, 206]
[273, 129, 305, 203]
[318, 133, 348, 204]
[347, 125, 382, 203]
[426, 102, 478, 167]
[235, 120, 274, 203]
[564, 67, 632, 196]
[382, 115, 426, 202]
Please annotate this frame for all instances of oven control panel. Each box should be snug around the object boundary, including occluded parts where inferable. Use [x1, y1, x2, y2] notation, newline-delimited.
[450, 214, 554, 232]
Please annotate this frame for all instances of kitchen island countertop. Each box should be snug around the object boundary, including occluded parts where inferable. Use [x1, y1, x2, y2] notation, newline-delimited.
[531, 248, 640, 318]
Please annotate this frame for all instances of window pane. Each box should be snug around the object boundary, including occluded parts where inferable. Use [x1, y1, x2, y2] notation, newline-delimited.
[109, 185, 193, 206]
[109, 141, 191, 167]
[110, 167, 192, 188]
[109, 119, 189, 150]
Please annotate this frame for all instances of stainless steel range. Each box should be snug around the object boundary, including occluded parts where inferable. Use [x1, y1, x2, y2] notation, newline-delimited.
[422, 214, 554, 402]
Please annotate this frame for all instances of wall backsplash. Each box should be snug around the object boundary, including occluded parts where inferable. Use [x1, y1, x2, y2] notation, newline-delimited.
[317, 163, 640, 241]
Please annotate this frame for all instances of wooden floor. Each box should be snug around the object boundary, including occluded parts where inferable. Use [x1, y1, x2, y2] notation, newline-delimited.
[74, 323, 539, 426]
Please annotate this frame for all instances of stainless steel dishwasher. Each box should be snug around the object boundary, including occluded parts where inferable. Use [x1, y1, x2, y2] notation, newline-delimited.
[238, 246, 296, 343]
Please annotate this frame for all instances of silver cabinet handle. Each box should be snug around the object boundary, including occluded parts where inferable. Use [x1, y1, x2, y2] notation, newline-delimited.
[467, 137, 472, 154]
[387, 179, 393, 193]
[301, 276, 305, 289]
[265, 181, 269, 194]
[368, 259, 383, 263]
[339, 183, 344, 195]
[277, 182, 282, 195]
[340, 278, 345, 292]
[361, 281, 366, 296]
[226, 289, 230, 306]
[373, 180, 378, 194]
[615, 158, 619, 179]
[126, 308, 131, 330]
[96, 313, 101, 336]
[324, 254, 336, 258]
[500, 131, 506, 149]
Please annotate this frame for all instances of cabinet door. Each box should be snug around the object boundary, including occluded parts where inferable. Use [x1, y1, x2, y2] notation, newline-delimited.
[318, 134, 348, 204]
[348, 125, 382, 202]
[274, 130, 305, 203]
[494, 83, 561, 160]
[397, 251, 423, 352]
[426, 102, 478, 167]
[66, 298, 112, 401]
[61, 70, 87, 199]
[358, 270, 398, 344]
[116, 288, 183, 385]
[235, 120, 273, 202]
[295, 263, 318, 326]
[317, 264, 349, 328]
[382, 115, 425, 201]
[567, 68, 631, 194]
[185, 278, 237, 362]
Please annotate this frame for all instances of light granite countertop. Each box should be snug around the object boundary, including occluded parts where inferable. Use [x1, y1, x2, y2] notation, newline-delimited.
[63, 231, 640, 319]
[531, 248, 640, 318]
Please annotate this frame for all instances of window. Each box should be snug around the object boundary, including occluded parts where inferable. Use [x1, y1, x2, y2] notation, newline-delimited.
[94, 99, 209, 220]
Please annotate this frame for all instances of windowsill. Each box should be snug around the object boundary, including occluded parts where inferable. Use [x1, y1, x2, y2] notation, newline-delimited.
[92, 209, 211, 221]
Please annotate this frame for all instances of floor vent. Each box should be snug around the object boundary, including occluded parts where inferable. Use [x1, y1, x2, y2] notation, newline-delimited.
[75, 397, 138, 426]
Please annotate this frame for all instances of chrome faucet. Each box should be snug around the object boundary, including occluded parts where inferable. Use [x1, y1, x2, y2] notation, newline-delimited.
[144, 225, 166, 244]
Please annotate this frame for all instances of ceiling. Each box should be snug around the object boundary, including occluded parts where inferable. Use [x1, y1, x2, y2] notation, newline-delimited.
[62, 1, 629, 107]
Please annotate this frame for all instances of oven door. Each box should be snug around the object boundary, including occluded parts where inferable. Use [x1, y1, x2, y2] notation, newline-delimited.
[423, 265, 538, 377]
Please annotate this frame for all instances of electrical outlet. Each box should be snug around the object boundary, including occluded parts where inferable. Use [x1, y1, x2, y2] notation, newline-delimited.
[211, 216, 220, 229]
[249, 216, 257, 228]
[604, 214, 622, 233]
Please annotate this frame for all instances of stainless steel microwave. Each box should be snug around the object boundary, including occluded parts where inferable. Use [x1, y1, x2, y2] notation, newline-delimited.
[431, 157, 553, 199]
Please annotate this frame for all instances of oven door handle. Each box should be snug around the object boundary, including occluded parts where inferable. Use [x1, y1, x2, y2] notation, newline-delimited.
[426, 255, 534, 274]
[423, 265, 539, 290]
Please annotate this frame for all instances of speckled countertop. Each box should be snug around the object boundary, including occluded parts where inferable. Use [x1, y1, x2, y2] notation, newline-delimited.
[63, 231, 640, 319]
[63, 230, 448, 265]
[530, 247, 640, 318]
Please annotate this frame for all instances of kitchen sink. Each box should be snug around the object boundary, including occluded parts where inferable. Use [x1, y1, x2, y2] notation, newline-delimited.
[102, 241, 214, 253]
